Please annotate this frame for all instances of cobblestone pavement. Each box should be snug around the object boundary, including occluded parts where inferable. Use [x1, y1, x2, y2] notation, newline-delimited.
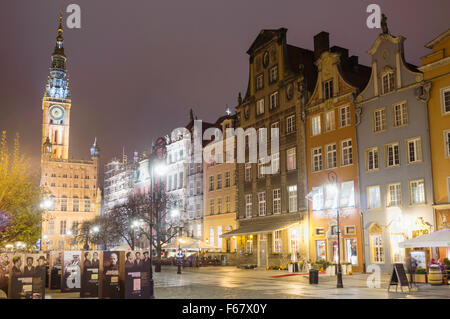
[46, 266, 450, 299]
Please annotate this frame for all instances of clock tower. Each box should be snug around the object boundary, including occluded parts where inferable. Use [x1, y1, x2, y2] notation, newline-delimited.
[40, 12, 101, 252]
[42, 12, 71, 160]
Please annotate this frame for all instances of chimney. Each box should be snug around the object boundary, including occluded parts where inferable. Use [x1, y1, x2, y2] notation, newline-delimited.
[314, 31, 329, 60]
[330, 46, 349, 59]
[349, 55, 359, 66]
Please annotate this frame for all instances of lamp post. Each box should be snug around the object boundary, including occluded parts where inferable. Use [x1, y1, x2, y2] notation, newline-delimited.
[328, 171, 343, 288]
[39, 198, 53, 251]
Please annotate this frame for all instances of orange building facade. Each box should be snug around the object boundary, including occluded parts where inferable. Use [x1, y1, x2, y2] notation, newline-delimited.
[305, 32, 370, 272]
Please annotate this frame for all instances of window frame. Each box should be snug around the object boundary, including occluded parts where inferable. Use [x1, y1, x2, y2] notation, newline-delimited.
[385, 142, 400, 168]
[440, 86, 450, 115]
[341, 139, 353, 166]
[382, 72, 395, 95]
[409, 179, 426, 205]
[286, 147, 297, 171]
[386, 182, 402, 207]
[311, 147, 323, 172]
[367, 185, 381, 210]
[273, 188, 281, 214]
[269, 91, 279, 110]
[286, 115, 296, 134]
[324, 110, 336, 132]
[392, 101, 408, 128]
[373, 107, 387, 133]
[311, 115, 321, 136]
[365, 147, 379, 172]
[406, 137, 423, 164]
[256, 98, 265, 115]
[339, 105, 351, 128]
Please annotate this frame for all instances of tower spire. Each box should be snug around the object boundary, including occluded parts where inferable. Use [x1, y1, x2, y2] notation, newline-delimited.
[45, 10, 69, 99]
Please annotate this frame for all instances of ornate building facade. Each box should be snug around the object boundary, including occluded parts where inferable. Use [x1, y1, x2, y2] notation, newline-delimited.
[306, 32, 370, 273]
[226, 29, 316, 268]
[40, 15, 101, 251]
[420, 29, 450, 261]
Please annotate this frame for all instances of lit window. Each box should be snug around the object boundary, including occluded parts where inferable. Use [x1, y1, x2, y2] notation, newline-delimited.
[409, 179, 425, 205]
[245, 194, 252, 218]
[385, 143, 400, 167]
[246, 236, 253, 253]
[273, 230, 282, 253]
[225, 195, 231, 212]
[209, 199, 214, 215]
[286, 115, 296, 133]
[288, 185, 297, 212]
[61, 196, 67, 211]
[373, 108, 386, 132]
[324, 184, 338, 209]
[339, 105, 351, 127]
[245, 163, 252, 182]
[217, 174, 222, 189]
[73, 197, 79, 212]
[273, 189, 281, 214]
[367, 186, 381, 209]
[393, 102, 408, 127]
[341, 139, 353, 166]
[84, 198, 90, 212]
[311, 115, 321, 136]
[209, 227, 215, 246]
[312, 186, 324, 211]
[340, 181, 355, 208]
[225, 172, 231, 187]
[287, 148, 296, 171]
[256, 74, 264, 90]
[387, 183, 402, 207]
[209, 176, 214, 191]
[311, 147, 322, 172]
[326, 143, 337, 169]
[217, 198, 222, 214]
[271, 152, 280, 174]
[257, 98, 265, 115]
[271, 122, 279, 140]
[60, 220, 66, 235]
[406, 137, 422, 164]
[325, 111, 335, 132]
[371, 234, 384, 263]
[258, 192, 266, 216]
[365, 147, 379, 172]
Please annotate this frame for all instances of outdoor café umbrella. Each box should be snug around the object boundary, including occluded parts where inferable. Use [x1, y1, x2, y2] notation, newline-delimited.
[398, 229, 450, 248]
[182, 239, 217, 250]
[161, 236, 196, 249]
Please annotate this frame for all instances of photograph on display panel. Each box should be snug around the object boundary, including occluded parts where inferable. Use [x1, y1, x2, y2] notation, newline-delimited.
[50, 251, 63, 290]
[101, 251, 121, 299]
[124, 250, 151, 299]
[81, 250, 100, 298]
[62, 251, 81, 293]
[0, 253, 12, 298]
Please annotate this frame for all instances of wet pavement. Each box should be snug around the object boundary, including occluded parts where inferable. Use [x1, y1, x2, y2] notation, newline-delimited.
[46, 266, 450, 299]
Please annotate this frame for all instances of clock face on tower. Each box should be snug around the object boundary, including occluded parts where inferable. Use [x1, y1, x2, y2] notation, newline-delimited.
[49, 105, 65, 121]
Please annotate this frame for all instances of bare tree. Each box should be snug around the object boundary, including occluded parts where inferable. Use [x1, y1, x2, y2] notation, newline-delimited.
[73, 215, 120, 250]
[133, 188, 179, 272]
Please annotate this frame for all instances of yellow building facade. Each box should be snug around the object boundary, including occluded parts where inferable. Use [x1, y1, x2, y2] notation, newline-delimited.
[203, 116, 238, 252]
[420, 29, 450, 259]
[40, 15, 100, 251]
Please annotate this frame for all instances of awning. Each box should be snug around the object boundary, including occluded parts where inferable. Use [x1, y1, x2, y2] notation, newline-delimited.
[399, 228, 450, 248]
[221, 217, 300, 238]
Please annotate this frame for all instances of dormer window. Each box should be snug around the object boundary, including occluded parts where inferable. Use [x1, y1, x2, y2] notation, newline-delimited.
[323, 79, 333, 100]
[382, 72, 395, 94]
[256, 74, 264, 91]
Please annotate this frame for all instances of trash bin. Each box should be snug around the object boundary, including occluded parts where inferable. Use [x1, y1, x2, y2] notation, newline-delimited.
[309, 269, 319, 284]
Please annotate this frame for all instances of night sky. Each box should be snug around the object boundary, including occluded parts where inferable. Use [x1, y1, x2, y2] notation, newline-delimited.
[0, 0, 449, 182]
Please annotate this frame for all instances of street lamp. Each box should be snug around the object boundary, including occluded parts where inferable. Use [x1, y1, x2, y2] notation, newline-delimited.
[328, 171, 343, 288]
[39, 198, 54, 251]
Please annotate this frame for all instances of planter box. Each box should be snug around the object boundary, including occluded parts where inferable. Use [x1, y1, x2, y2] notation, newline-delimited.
[326, 265, 336, 276]
[409, 273, 427, 283]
